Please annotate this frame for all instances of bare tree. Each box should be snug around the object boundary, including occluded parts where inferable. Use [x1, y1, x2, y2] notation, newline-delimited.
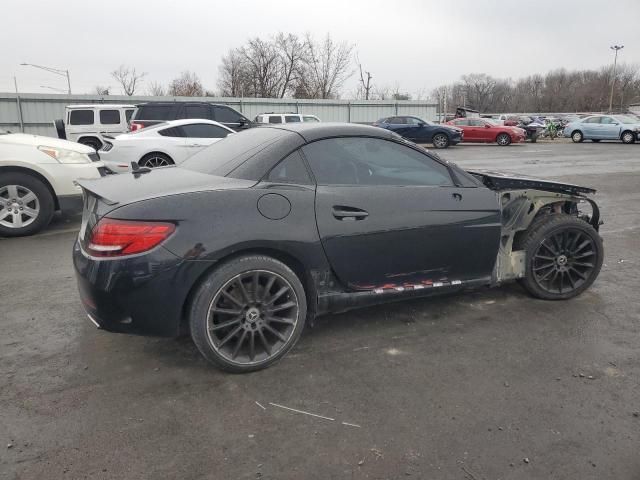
[275, 33, 306, 98]
[147, 81, 166, 96]
[356, 54, 373, 100]
[94, 85, 110, 95]
[240, 37, 282, 97]
[168, 71, 204, 97]
[296, 33, 354, 99]
[218, 48, 248, 97]
[111, 65, 146, 96]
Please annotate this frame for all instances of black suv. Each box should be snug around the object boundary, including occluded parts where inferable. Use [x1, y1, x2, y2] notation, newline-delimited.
[129, 102, 252, 132]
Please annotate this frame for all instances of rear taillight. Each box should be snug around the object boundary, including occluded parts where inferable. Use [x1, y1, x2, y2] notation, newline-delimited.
[87, 218, 175, 257]
[129, 122, 144, 132]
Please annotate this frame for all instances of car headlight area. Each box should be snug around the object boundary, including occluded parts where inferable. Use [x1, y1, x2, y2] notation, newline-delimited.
[38, 145, 91, 164]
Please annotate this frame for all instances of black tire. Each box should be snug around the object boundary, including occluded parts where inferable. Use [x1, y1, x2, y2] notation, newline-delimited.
[571, 130, 583, 143]
[591, 139, 600, 143]
[189, 255, 307, 373]
[139, 152, 174, 168]
[78, 138, 101, 151]
[432, 133, 450, 149]
[530, 135, 537, 143]
[496, 133, 511, 146]
[519, 214, 603, 300]
[621, 131, 635, 144]
[0, 172, 55, 237]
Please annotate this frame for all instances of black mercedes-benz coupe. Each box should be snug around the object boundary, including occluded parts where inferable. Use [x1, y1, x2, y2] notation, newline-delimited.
[74, 123, 603, 372]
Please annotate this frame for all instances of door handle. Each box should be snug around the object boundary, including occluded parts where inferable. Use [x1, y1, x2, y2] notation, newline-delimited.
[187, 143, 204, 147]
[332, 206, 369, 220]
[452, 193, 463, 201]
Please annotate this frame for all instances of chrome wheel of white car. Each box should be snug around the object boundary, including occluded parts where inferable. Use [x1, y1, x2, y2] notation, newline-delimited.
[0, 185, 40, 229]
[0, 173, 54, 237]
[139, 152, 174, 168]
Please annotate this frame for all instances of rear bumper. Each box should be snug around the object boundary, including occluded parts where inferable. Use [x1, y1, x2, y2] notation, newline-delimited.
[73, 239, 211, 337]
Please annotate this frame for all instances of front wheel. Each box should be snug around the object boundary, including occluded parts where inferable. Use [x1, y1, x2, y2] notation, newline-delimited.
[571, 131, 584, 143]
[519, 214, 603, 300]
[621, 131, 635, 144]
[0, 172, 54, 237]
[496, 133, 511, 146]
[189, 255, 307, 372]
[432, 133, 450, 149]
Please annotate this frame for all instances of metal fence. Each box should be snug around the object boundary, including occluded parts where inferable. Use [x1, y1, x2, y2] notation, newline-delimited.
[0, 93, 438, 137]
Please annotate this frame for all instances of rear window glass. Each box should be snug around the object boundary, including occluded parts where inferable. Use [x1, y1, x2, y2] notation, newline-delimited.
[69, 110, 94, 125]
[99, 110, 120, 124]
[268, 116, 282, 124]
[181, 127, 291, 176]
[285, 115, 301, 123]
[136, 104, 180, 120]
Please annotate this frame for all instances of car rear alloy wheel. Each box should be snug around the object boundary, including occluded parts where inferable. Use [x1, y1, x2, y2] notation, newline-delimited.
[497, 133, 511, 146]
[0, 173, 54, 237]
[189, 255, 307, 372]
[621, 131, 635, 144]
[139, 152, 174, 168]
[519, 215, 603, 300]
[432, 133, 450, 149]
[571, 131, 583, 143]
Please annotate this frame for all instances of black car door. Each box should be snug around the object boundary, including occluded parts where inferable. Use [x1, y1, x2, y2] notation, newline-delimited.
[302, 137, 501, 289]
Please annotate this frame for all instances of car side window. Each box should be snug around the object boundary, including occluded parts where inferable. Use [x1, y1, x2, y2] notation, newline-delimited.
[69, 110, 94, 125]
[405, 117, 421, 125]
[453, 119, 469, 126]
[584, 117, 601, 124]
[125, 109, 135, 122]
[285, 115, 301, 123]
[389, 117, 406, 124]
[266, 150, 312, 185]
[99, 110, 120, 125]
[303, 137, 453, 187]
[470, 119, 485, 126]
[185, 104, 211, 120]
[600, 116, 616, 124]
[213, 106, 245, 123]
[268, 116, 283, 124]
[181, 123, 230, 138]
[158, 126, 185, 137]
[303, 116, 319, 122]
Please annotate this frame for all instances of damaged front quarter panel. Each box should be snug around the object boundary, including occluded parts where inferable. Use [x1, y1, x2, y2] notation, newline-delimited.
[492, 188, 600, 284]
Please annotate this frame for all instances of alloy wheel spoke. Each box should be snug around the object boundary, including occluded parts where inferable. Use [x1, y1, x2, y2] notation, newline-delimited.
[22, 207, 38, 218]
[569, 266, 587, 280]
[266, 286, 288, 306]
[253, 272, 260, 301]
[538, 267, 556, 281]
[266, 316, 295, 325]
[262, 276, 276, 301]
[573, 251, 595, 259]
[249, 331, 256, 361]
[210, 316, 242, 331]
[269, 301, 296, 313]
[6, 185, 18, 198]
[535, 254, 556, 261]
[574, 239, 592, 254]
[20, 192, 37, 204]
[263, 324, 287, 342]
[217, 324, 243, 348]
[558, 271, 564, 293]
[572, 261, 594, 268]
[212, 307, 243, 316]
[257, 329, 271, 356]
[231, 330, 247, 359]
[565, 269, 576, 289]
[12, 212, 23, 227]
[221, 289, 244, 308]
[236, 277, 250, 303]
[541, 240, 558, 256]
[534, 263, 555, 272]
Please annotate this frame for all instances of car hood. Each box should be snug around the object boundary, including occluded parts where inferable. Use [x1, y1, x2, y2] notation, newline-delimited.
[468, 169, 596, 195]
[77, 166, 256, 206]
[0, 133, 95, 154]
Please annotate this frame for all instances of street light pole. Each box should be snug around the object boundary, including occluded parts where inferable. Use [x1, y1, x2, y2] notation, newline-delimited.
[608, 45, 624, 113]
[20, 63, 72, 94]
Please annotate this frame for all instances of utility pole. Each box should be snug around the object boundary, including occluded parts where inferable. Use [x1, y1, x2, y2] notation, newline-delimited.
[608, 45, 624, 113]
[20, 63, 71, 94]
[13, 77, 24, 132]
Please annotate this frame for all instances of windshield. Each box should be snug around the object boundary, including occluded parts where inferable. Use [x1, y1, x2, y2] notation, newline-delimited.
[484, 119, 500, 125]
[180, 127, 291, 176]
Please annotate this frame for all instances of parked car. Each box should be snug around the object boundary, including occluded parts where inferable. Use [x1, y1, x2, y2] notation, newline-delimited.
[563, 114, 640, 144]
[446, 118, 526, 145]
[254, 113, 321, 124]
[129, 102, 252, 132]
[74, 123, 603, 372]
[373, 116, 463, 148]
[0, 132, 107, 236]
[99, 119, 235, 172]
[54, 104, 136, 150]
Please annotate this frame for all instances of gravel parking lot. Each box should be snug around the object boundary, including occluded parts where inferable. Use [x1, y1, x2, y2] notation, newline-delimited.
[1, 141, 639, 479]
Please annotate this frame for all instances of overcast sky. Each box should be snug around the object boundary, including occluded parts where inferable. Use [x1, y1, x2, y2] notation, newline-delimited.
[2, 0, 638, 98]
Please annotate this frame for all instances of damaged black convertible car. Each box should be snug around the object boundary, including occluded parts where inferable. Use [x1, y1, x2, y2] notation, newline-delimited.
[74, 123, 603, 372]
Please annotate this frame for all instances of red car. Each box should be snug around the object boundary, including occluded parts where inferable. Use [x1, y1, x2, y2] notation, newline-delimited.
[446, 118, 526, 146]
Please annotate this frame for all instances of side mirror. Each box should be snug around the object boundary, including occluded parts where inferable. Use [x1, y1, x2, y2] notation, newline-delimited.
[418, 122, 425, 127]
[484, 124, 491, 128]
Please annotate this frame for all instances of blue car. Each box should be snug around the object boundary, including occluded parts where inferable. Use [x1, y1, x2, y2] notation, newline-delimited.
[563, 114, 640, 144]
[373, 116, 463, 148]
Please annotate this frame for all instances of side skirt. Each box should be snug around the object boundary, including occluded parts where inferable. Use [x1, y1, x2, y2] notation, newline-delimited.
[316, 277, 492, 316]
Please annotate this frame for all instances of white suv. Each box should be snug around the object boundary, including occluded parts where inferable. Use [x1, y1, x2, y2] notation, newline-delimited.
[54, 104, 136, 150]
[0, 132, 106, 236]
[254, 113, 320, 124]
